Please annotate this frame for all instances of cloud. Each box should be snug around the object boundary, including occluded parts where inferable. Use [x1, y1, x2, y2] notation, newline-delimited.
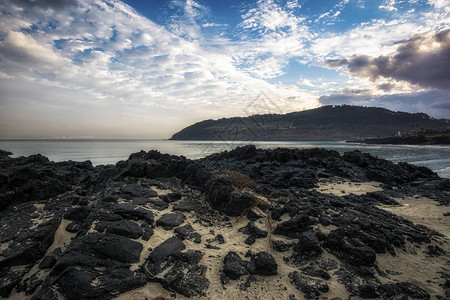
[13, 0, 77, 10]
[325, 29, 450, 90]
[0, 31, 63, 65]
[319, 89, 450, 118]
[0, 0, 320, 138]
[379, 0, 398, 11]
[235, 0, 311, 78]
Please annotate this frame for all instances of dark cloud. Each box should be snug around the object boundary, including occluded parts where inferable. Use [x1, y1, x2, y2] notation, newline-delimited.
[377, 83, 394, 92]
[14, 0, 77, 10]
[325, 29, 450, 90]
[319, 90, 450, 119]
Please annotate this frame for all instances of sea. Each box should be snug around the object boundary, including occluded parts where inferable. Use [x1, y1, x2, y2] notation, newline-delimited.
[0, 140, 449, 178]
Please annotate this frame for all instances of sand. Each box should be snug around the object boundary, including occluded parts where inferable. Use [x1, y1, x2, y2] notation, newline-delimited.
[315, 178, 383, 196]
[380, 196, 450, 239]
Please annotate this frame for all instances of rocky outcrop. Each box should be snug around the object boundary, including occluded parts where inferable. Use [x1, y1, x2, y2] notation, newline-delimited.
[0, 146, 449, 299]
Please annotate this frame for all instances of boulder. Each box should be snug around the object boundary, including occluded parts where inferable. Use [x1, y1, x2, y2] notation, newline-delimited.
[156, 212, 185, 230]
[293, 231, 322, 256]
[106, 220, 143, 239]
[222, 252, 249, 280]
[249, 252, 277, 276]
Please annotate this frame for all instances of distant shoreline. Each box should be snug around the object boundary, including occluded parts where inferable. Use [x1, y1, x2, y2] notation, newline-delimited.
[348, 134, 450, 146]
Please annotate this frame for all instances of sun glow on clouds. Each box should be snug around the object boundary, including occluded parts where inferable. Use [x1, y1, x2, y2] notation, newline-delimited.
[0, 0, 449, 138]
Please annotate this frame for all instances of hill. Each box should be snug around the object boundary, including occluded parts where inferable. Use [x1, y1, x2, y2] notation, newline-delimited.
[170, 105, 449, 141]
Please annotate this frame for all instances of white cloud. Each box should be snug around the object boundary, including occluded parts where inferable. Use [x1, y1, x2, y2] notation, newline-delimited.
[1, 0, 448, 138]
[1, 31, 64, 65]
[0, 0, 321, 138]
[202, 23, 228, 28]
[234, 0, 311, 78]
[379, 0, 398, 11]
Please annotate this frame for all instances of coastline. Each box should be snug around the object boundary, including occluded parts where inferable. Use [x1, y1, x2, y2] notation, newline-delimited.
[1, 139, 449, 179]
[0, 146, 449, 299]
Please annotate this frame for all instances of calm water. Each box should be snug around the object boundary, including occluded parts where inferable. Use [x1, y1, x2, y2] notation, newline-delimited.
[0, 140, 449, 178]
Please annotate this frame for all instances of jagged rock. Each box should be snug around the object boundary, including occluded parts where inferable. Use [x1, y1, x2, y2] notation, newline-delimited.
[288, 271, 329, 299]
[206, 178, 255, 216]
[238, 222, 268, 239]
[106, 220, 143, 239]
[162, 250, 209, 297]
[249, 252, 278, 276]
[173, 198, 202, 212]
[273, 240, 294, 252]
[0, 154, 92, 210]
[175, 224, 202, 243]
[274, 214, 313, 238]
[113, 203, 154, 224]
[424, 245, 446, 257]
[131, 197, 168, 211]
[156, 212, 185, 230]
[39, 254, 58, 269]
[57, 266, 146, 300]
[301, 265, 331, 280]
[0, 150, 13, 159]
[380, 282, 430, 299]
[240, 275, 257, 291]
[0, 217, 60, 268]
[245, 235, 256, 245]
[142, 239, 208, 297]
[346, 246, 377, 267]
[65, 221, 81, 233]
[247, 209, 263, 221]
[160, 191, 182, 203]
[121, 158, 147, 177]
[63, 206, 91, 221]
[56, 232, 143, 267]
[0, 265, 31, 297]
[16, 271, 42, 295]
[119, 184, 157, 198]
[143, 237, 186, 277]
[223, 251, 249, 280]
[0, 146, 447, 299]
[293, 231, 322, 257]
[141, 223, 154, 241]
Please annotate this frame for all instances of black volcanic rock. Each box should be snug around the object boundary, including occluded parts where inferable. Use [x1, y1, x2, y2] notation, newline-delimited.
[63, 206, 91, 221]
[106, 220, 143, 239]
[249, 252, 278, 276]
[57, 266, 146, 300]
[274, 214, 313, 238]
[0, 146, 448, 299]
[238, 222, 268, 239]
[293, 231, 322, 257]
[222, 251, 249, 280]
[156, 212, 185, 229]
[173, 198, 202, 212]
[0, 150, 13, 159]
[0, 154, 97, 211]
[143, 237, 186, 276]
[113, 203, 154, 224]
[58, 232, 143, 264]
[206, 177, 255, 216]
[289, 271, 329, 299]
[142, 238, 208, 297]
[174, 224, 202, 243]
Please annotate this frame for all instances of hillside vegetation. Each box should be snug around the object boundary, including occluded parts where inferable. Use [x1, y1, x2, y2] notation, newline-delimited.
[170, 105, 449, 141]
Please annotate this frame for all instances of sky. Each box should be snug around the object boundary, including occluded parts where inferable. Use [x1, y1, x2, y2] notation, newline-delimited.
[0, 0, 449, 139]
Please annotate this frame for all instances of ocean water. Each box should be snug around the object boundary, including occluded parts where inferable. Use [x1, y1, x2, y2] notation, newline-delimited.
[0, 140, 449, 178]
